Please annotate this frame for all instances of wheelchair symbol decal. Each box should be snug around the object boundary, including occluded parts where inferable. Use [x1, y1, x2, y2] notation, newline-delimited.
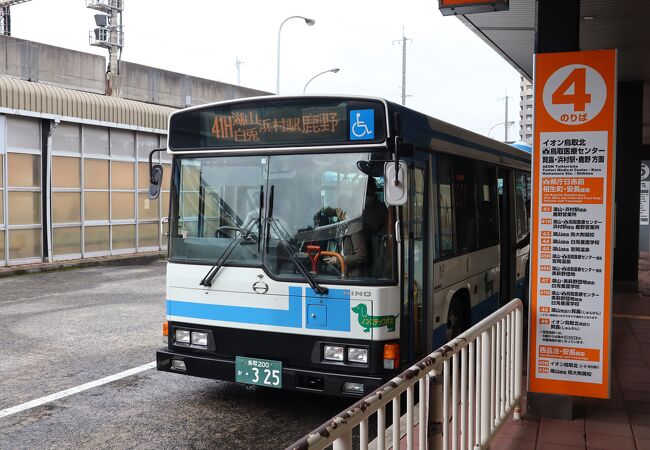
[349, 109, 375, 140]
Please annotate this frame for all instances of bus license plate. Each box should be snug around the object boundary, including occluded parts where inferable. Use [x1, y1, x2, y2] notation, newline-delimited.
[235, 356, 282, 388]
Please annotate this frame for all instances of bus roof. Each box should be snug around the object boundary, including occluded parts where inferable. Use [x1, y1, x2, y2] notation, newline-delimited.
[386, 100, 531, 170]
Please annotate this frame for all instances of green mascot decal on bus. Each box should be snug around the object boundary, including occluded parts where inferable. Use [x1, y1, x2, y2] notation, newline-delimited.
[352, 304, 398, 333]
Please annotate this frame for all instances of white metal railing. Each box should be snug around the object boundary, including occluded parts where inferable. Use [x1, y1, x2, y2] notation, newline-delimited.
[288, 299, 523, 450]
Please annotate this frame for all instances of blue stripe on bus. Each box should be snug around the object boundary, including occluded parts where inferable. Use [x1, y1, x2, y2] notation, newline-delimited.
[167, 285, 303, 328]
[432, 293, 501, 349]
[469, 293, 500, 324]
[515, 278, 526, 300]
[305, 288, 351, 332]
[167, 286, 351, 331]
[433, 325, 447, 349]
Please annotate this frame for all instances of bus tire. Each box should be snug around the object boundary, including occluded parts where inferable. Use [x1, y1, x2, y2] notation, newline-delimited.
[446, 292, 470, 342]
[522, 262, 530, 323]
[521, 261, 530, 317]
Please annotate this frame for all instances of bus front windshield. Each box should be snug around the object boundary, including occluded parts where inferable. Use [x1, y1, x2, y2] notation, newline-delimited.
[170, 153, 395, 284]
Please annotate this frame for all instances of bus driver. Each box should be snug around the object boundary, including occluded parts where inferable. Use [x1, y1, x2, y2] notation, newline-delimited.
[323, 180, 387, 277]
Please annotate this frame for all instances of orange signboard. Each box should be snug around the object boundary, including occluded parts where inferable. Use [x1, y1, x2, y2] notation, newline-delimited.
[438, 0, 508, 15]
[529, 49, 616, 399]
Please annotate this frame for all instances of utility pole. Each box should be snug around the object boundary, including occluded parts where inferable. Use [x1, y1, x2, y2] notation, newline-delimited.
[392, 27, 411, 106]
[505, 90, 509, 142]
[108, 5, 121, 79]
[88, 0, 124, 95]
[0, 0, 34, 36]
[0, 7, 9, 35]
[498, 89, 514, 142]
[235, 57, 244, 86]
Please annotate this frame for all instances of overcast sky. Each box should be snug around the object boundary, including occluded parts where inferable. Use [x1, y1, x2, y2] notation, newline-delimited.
[11, 0, 523, 141]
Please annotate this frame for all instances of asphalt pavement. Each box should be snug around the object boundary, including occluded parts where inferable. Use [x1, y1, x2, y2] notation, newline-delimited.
[0, 262, 349, 449]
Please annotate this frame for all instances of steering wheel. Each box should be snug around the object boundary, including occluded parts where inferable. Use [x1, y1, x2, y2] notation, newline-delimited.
[319, 251, 346, 277]
[308, 248, 346, 277]
[214, 225, 255, 239]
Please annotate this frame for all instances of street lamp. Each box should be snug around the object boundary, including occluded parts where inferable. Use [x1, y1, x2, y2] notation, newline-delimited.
[303, 68, 340, 93]
[276, 15, 315, 94]
[488, 121, 515, 140]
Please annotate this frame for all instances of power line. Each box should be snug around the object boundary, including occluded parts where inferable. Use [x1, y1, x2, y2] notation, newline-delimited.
[498, 89, 515, 142]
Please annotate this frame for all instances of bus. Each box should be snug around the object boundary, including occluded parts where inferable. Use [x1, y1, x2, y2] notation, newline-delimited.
[150, 95, 531, 397]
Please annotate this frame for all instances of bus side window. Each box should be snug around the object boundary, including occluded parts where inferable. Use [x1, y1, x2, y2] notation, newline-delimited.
[437, 154, 454, 258]
[453, 157, 477, 253]
[525, 173, 532, 232]
[476, 164, 499, 248]
[514, 171, 529, 239]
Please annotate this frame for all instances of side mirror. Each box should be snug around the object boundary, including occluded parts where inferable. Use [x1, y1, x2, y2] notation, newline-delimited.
[383, 132, 413, 206]
[147, 148, 166, 200]
[148, 164, 163, 200]
[356, 160, 384, 177]
[384, 162, 408, 205]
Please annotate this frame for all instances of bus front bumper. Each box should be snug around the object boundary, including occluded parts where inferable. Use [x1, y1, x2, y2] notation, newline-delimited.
[156, 349, 384, 397]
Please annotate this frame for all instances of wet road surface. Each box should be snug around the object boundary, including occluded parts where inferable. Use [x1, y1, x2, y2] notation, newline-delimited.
[0, 262, 349, 449]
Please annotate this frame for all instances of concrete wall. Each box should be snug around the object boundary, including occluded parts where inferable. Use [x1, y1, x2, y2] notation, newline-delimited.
[0, 35, 269, 108]
[113, 61, 268, 108]
[0, 35, 106, 94]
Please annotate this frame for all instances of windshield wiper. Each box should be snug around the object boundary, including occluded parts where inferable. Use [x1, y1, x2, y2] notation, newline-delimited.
[200, 185, 264, 287]
[200, 217, 327, 295]
[257, 184, 264, 253]
[266, 199, 329, 295]
[200, 183, 328, 295]
[199, 217, 259, 287]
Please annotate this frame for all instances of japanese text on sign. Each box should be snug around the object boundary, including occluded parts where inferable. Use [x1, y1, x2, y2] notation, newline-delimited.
[530, 50, 616, 399]
[211, 111, 340, 143]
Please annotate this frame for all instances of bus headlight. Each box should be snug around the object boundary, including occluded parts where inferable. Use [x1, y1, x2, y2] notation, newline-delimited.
[175, 329, 191, 344]
[324, 345, 344, 361]
[347, 347, 368, 364]
[191, 331, 208, 346]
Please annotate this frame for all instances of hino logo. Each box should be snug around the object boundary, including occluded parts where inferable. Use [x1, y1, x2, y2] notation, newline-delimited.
[350, 290, 372, 298]
[252, 274, 269, 294]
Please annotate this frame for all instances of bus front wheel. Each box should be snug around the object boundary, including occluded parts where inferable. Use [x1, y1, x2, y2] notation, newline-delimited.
[446, 295, 470, 342]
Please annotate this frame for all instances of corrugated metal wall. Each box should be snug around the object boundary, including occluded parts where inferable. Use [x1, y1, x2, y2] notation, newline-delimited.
[0, 76, 175, 130]
[0, 76, 177, 266]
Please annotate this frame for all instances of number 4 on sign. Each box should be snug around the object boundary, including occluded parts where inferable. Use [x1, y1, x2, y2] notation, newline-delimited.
[552, 68, 592, 112]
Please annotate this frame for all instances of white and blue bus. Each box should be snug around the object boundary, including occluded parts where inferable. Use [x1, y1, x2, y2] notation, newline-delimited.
[151, 95, 531, 397]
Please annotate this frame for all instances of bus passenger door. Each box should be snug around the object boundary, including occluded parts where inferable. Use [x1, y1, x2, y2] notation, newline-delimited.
[497, 168, 516, 306]
[400, 163, 427, 364]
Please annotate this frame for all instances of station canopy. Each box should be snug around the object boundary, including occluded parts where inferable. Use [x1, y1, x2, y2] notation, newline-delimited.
[453, 0, 650, 143]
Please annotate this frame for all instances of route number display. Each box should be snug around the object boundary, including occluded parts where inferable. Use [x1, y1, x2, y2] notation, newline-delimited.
[542, 64, 607, 125]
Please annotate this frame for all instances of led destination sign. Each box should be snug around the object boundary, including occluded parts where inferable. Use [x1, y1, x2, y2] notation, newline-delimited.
[211, 109, 340, 142]
[169, 99, 386, 151]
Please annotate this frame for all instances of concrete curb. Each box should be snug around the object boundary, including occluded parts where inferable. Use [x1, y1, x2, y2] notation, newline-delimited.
[0, 251, 167, 278]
